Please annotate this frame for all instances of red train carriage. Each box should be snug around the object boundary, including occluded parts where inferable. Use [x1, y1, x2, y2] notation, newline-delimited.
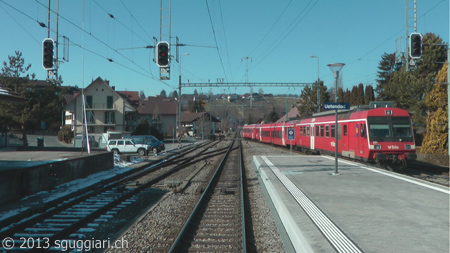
[243, 104, 416, 168]
[242, 124, 256, 139]
[297, 106, 416, 168]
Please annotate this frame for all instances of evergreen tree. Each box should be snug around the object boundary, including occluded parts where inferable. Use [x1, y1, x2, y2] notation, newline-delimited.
[297, 81, 330, 117]
[364, 85, 375, 105]
[343, 88, 351, 103]
[297, 86, 315, 117]
[375, 53, 396, 100]
[421, 64, 448, 154]
[337, 87, 344, 103]
[160, 89, 167, 97]
[0, 51, 59, 148]
[133, 119, 150, 135]
[265, 106, 279, 123]
[172, 90, 178, 98]
[350, 86, 358, 105]
[375, 33, 446, 125]
[357, 83, 365, 105]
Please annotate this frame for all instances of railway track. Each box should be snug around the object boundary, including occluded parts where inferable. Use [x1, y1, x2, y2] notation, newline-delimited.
[169, 139, 247, 252]
[0, 140, 230, 251]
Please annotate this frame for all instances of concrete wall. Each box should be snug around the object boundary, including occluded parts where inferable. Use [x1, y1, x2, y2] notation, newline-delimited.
[0, 152, 113, 205]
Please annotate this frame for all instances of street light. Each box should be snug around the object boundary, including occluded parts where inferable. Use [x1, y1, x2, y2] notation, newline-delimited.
[327, 63, 345, 175]
[178, 53, 190, 148]
[310, 55, 320, 112]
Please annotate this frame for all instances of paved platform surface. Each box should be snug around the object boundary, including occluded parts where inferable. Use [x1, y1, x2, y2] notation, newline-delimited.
[254, 155, 449, 253]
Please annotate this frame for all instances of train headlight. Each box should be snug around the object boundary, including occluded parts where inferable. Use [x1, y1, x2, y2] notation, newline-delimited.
[374, 145, 381, 150]
[405, 145, 412, 150]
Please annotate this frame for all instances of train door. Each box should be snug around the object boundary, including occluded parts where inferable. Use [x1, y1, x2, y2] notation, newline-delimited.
[310, 124, 315, 150]
[359, 122, 367, 158]
[282, 125, 286, 146]
[341, 123, 348, 152]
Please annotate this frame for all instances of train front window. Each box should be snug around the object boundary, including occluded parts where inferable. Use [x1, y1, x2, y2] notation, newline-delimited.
[368, 116, 413, 142]
[368, 124, 390, 138]
[392, 124, 412, 138]
[391, 117, 412, 138]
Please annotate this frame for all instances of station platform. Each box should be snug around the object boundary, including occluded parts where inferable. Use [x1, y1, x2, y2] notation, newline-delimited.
[253, 155, 449, 253]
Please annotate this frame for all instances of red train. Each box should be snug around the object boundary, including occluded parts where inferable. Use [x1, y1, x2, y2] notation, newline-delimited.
[242, 104, 417, 168]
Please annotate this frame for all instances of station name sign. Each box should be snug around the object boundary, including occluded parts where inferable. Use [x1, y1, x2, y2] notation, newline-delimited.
[323, 102, 350, 110]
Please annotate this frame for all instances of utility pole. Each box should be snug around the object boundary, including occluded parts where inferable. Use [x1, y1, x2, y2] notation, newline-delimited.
[242, 57, 252, 107]
[159, 0, 171, 80]
[405, 0, 418, 72]
[46, 0, 60, 84]
[448, 0, 449, 156]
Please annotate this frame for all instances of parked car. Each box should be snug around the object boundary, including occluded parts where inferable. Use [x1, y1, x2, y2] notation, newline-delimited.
[130, 135, 165, 155]
[106, 139, 149, 156]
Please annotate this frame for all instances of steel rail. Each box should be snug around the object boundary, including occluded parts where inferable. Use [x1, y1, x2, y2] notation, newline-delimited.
[239, 141, 247, 253]
[0, 140, 218, 240]
[169, 139, 235, 252]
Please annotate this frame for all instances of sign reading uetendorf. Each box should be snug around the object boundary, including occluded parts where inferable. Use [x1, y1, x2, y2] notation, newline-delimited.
[323, 102, 350, 110]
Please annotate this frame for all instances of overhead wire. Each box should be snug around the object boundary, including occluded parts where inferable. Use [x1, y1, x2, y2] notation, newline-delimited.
[0, 0, 174, 89]
[205, 0, 228, 82]
[247, 0, 294, 58]
[119, 0, 153, 41]
[340, 0, 447, 86]
[92, 0, 150, 45]
[0, 3, 41, 45]
[31, 0, 177, 89]
[250, 0, 319, 71]
[218, 0, 233, 81]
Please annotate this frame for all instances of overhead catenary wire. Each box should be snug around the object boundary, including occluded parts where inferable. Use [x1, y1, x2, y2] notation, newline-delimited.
[0, 0, 175, 90]
[205, 0, 228, 82]
[0, 3, 41, 45]
[250, 0, 319, 71]
[92, 0, 151, 45]
[218, 0, 233, 81]
[33, 0, 174, 89]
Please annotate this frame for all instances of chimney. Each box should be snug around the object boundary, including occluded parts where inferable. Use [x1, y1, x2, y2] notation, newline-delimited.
[112, 86, 115, 90]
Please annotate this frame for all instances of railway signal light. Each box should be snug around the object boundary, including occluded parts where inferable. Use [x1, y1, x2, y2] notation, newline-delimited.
[157, 41, 170, 67]
[409, 33, 422, 59]
[42, 38, 55, 70]
[200, 100, 205, 107]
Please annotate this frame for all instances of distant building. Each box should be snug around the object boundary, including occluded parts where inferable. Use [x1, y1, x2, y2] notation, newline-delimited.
[0, 82, 25, 104]
[129, 96, 178, 135]
[63, 77, 135, 135]
[181, 111, 221, 137]
[277, 106, 300, 122]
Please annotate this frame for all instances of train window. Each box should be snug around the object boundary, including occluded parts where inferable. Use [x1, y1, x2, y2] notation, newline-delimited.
[320, 125, 324, 137]
[361, 124, 366, 137]
[315, 126, 319, 137]
[343, 125, 347, 136]
[331, 125, 335, 138]
[306, 126, 310, 136]
[325, 125, 329, 138]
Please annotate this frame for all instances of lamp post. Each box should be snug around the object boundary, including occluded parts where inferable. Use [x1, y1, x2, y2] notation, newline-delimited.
[327, 63, 345, 174]
[178, 53, 190, 148]
[310, 55, 320, 113]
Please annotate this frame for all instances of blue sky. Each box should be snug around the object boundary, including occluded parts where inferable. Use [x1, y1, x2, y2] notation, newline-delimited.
[0, 0, 448, 97]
